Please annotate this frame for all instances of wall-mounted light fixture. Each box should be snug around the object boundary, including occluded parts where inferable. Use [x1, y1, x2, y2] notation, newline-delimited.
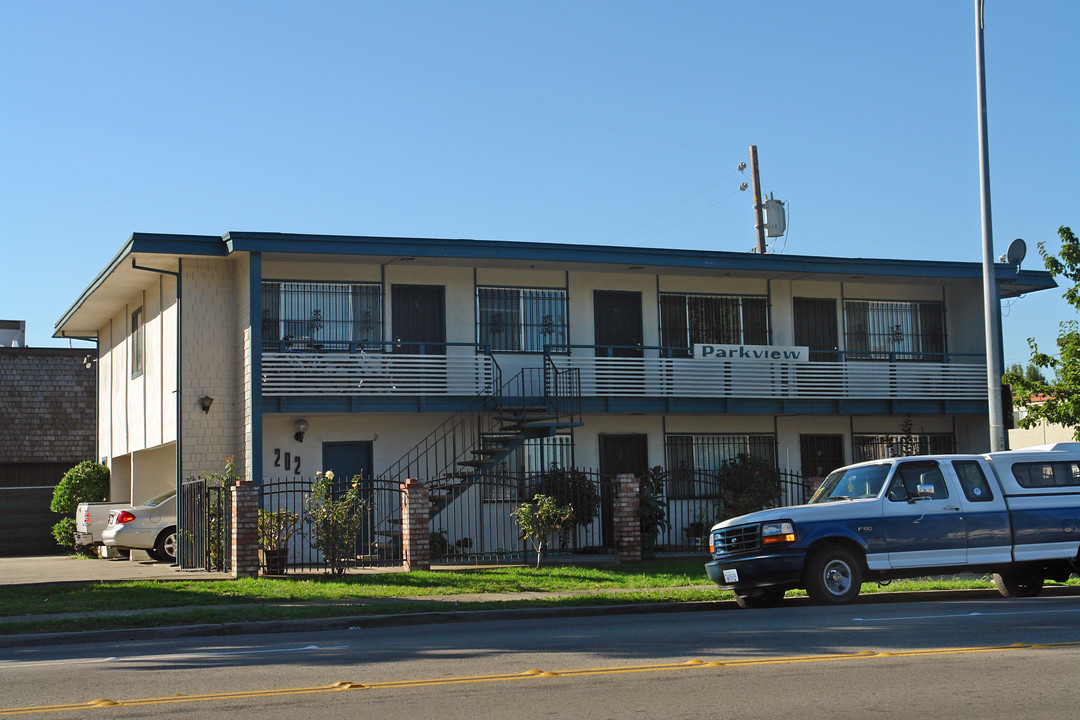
[82, 354, 96, 370]
[199, 396, 214, 414]
[294, 418, 309, 443]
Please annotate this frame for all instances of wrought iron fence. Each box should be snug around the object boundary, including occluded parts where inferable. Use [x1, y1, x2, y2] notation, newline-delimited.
[431, 467, 614, 563]
[260, 474, 405, 571]
[180, 477, 231, 572]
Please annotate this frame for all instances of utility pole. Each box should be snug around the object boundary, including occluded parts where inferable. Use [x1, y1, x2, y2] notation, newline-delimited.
[749, 145, 767, 254]
[975, 0, 1005, 451]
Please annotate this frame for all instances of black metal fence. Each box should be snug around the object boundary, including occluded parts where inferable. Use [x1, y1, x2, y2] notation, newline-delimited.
[247, 466, 816, 572]
[180, 477, 231, 572]
[260, 474, 405, 571]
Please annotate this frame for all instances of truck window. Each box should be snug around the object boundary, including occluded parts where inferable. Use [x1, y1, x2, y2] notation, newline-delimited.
[809, 463, 890, 502]
[951, 460, 994, 502]
[1011, 462, 1080, 488]
[888, 462, 948, 502]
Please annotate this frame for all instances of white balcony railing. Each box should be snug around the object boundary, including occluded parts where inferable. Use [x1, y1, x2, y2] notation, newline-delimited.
[261, 352, 986, 401]
[262, 352, 496, 397]
[546, 356, 987, 400]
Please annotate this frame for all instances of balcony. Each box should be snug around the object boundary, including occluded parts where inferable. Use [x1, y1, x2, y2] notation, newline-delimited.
[258, 342, 988, 415]
[545, 347, 986, 400]
[261, 342, 496, 399]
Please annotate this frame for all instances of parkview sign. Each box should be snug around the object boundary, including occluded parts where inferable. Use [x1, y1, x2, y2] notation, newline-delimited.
[693, 344, 810, 362]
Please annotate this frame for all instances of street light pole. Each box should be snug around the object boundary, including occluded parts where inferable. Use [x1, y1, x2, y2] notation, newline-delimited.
[976, 0, 1005, 451]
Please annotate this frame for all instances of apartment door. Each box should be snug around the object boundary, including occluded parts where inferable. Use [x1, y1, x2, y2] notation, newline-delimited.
[800, 434, 845, 501]
[793, 297, 838, 361]
[322, 441, 376, 554]
[391, 285, 445, 354]
[594, 290, 643, 358]
[599, 434, 649, 547]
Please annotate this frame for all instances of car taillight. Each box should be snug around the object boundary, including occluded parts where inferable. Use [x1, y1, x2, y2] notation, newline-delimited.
[83, 509, 91, 524]
[116, 510, 136, 524]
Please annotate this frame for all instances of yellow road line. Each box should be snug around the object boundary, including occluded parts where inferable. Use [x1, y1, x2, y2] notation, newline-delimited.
[3, 642, 1078, 716]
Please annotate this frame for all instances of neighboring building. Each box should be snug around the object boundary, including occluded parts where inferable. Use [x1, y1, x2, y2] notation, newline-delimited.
[1008, 396, 1076, 448]
[0, 320, 26, 347]
[53, 232, 1056, 561]
[0, 339, 97, 555]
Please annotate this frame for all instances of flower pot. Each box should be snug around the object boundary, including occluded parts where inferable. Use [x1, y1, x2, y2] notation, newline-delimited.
[259, 547, 289, 575]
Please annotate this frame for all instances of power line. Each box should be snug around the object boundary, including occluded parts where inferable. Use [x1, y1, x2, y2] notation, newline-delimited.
[606, 166, 745, 245]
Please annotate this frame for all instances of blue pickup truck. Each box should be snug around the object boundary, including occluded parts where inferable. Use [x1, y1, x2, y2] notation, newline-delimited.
[706, 443, 1080, 608]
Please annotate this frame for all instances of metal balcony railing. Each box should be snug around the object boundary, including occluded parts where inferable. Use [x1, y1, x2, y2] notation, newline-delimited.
[544, 345, 987, 401]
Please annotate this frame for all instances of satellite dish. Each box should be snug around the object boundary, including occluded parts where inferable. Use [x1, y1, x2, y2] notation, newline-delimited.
[1006, 238, 1026, 266]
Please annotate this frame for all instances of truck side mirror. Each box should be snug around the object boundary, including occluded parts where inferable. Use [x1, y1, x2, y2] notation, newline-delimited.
[916, 483, 936, 498]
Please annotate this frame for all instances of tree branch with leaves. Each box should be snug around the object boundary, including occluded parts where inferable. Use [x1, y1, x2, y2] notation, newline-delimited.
[1003, 226, 1080, 439]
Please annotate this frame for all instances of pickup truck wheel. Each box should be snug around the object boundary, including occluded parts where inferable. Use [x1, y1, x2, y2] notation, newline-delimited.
[805, 547, 862, 605]
[733, 590, 785, 609]
[154, 527, 177, 563]
[993, 572, 1044, 598]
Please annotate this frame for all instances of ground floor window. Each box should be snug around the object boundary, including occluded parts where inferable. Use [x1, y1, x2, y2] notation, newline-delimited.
[481, 435, 575, 501]
[851, 432, 955, 462]
[664, 433, 777, 498]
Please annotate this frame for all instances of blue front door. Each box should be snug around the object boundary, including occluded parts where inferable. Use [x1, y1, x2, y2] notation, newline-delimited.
[322, 441, 375, 555]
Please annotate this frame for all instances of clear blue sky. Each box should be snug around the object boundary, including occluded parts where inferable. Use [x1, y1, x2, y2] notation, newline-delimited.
[2, 1, 1076, 369]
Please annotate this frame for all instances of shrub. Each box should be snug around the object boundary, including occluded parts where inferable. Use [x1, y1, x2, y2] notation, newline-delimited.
[49, 461, 110, 550]
[304, 470, 369, 576]
[530, 465, 600, 544]
[715, 453, 781, 521]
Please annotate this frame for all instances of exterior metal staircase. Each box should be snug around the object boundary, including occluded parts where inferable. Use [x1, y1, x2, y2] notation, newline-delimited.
[378, 362, 582, 515]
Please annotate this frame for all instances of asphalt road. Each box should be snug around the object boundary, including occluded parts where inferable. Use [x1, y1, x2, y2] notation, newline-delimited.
[3, 593, 1079, 718]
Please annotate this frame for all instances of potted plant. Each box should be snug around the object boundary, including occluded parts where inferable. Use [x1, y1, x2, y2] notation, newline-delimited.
[258, 508, 300, 574]
[638, 466, 670, 556]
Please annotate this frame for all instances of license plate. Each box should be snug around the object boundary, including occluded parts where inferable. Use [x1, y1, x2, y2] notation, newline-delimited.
[723, 569, 739, 583]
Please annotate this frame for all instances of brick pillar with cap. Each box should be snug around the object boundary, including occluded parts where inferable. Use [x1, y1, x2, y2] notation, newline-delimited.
[401, 478, 431, 571]
[231, 480, 259, 578]
[613, 473, 642, 563]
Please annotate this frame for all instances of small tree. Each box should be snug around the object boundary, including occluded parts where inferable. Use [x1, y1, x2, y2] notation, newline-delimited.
[304, 470, 369, 576]
[49, 461, 110, 551]
[511, 493, 574, 569]
[1004, 226, 1080, 438]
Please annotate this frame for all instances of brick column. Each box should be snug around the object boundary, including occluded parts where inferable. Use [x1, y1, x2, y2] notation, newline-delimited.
[231, 480, 259, 578]
[400, 479, 431, 571]
[613, 473, 642, 563]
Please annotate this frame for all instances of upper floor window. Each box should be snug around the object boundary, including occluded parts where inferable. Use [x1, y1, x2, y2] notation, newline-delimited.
[130, 307, 144, 378]
[659, 293, 769, 357]
[262, 281, 383, 351]
[477, 287, 567, 353]
[843, 300, 945, 360]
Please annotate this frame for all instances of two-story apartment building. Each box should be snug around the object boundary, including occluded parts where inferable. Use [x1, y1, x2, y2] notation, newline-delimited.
[54, 232, 1055, 563]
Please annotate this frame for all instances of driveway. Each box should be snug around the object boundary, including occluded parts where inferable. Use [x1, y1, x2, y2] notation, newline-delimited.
[0, 555, 230, 586]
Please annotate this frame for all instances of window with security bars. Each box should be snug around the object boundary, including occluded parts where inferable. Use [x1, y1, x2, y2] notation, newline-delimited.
[659, 293, 769, 357]
[843, 300, 945, 361]
[261, 281, 383, 351]
[664, 433, 777, 498]
[851, 433, 955, 462]
[477, 287, 568, 352]
[482, 435, 575, 501]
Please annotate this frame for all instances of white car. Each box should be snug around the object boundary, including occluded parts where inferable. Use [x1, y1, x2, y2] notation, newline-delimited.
[102, 490, 177, 562]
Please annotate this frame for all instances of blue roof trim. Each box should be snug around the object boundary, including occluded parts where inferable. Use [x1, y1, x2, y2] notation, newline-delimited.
[222, 231, 1056, 288]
